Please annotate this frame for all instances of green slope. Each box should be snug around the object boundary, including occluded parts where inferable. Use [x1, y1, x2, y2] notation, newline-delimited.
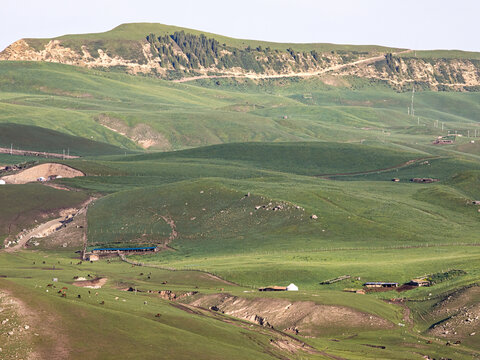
[0, 184, 88, 240]
[128, 142, 424, 176]
[0, 123, 130, 156]
[1, 61, 480, 151]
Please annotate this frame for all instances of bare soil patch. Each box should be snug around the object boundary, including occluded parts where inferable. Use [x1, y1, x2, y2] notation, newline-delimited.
[95, 114, 171, 150]
[73, 277, 108, 289]
[190, 293, 392, 337]
[1, 163, 84, 184]
[29, 207, 88, 249]
[428, 286, 480, 342]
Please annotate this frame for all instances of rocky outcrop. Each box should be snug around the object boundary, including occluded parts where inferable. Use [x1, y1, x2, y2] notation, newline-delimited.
[2, 32, 480, 90]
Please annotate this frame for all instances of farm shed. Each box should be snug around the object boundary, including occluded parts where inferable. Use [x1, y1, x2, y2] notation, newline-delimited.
[343, 288, 365, 294]
[409, 278, 430, 287]
[86, 254, 99, 262]
[258, 286, 287, 292]
[433, 139, 454, 145]
[410, 178, 438, 183]
[364, 282, 398, 288]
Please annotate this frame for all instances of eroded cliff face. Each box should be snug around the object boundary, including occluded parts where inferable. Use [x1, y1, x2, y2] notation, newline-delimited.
[338, 55, 480, 90]
[0, 39, 163, 75]
[2, 37, 480, 90]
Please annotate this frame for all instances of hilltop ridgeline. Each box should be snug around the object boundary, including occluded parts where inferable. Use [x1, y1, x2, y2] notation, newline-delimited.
[1, 23, 480, 90]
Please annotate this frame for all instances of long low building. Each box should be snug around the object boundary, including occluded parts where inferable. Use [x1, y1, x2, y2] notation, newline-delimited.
[91, 246, 158, 254]
[364, 282, 398, 288]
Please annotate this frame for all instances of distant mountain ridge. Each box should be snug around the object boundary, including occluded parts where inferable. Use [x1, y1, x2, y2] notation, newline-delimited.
[2, 23, 480, 90]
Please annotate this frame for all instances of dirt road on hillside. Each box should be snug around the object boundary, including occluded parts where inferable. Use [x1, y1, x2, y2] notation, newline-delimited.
[4, 198, 94, 252]
[173, 49, 413, 83]
[0, 147, 79, 159]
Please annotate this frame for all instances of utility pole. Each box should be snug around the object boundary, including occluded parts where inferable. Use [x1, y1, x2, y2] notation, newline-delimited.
[10, 143, 12, 155]
[442, 122, 444, 131]
[411, 85, 415, 117]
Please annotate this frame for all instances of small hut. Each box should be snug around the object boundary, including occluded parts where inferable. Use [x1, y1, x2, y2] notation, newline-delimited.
[86, 254, 99, 262]
[286, 283, 298, 291]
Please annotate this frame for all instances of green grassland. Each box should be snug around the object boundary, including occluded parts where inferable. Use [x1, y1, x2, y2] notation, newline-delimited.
[1, 250, 478, 360]
[1, 61, 480, 153]
[1, 57, 480, 358]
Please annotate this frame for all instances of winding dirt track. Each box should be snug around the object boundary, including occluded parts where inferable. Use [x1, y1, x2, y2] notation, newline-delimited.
[0, 147, 79, 159]
[173, 49, 413, 83]
[316, 156, 438, 178]
[4, 197, 95, 253]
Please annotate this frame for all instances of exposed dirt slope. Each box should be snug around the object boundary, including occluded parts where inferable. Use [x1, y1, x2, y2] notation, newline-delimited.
[73, 278, 108, 289]
[189, 293, 393, 337]
[428, 286, 480, 343]
[1, 163, 84, 184]
[95, 114, 171, 150]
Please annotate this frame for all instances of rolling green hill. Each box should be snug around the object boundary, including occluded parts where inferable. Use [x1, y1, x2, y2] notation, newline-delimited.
[1, 61, 480, 153]
[127, 142, 424, 176]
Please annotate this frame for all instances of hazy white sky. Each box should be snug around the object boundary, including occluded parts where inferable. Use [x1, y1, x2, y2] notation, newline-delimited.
[1, 0, 479, 52]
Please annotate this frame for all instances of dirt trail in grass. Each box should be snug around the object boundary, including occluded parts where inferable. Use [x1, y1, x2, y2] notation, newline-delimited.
[173, 49, 413, 83]
[316, 156, 438, 178]
[0, 284, 70, 359]
[0, 147, 79, 159]
[159, 215, 177, 243]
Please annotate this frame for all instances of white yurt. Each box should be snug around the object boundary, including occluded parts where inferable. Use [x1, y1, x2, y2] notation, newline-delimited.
[0, 179, 6, 185]
[286, 283, 298, 291]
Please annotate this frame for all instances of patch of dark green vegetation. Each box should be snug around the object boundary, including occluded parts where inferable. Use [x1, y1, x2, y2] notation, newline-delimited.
[428, 270, 468, 285]
[0, 123, 130, 156]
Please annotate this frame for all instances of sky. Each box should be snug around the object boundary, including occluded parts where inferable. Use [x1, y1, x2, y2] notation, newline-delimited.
[1, 0, 479, 52]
